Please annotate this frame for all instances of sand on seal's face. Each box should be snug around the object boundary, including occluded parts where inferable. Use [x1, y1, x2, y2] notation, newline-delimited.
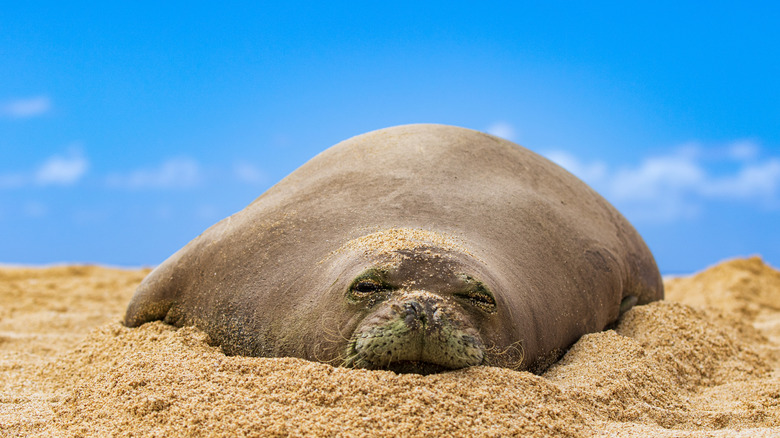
[1, 257, 779, 437]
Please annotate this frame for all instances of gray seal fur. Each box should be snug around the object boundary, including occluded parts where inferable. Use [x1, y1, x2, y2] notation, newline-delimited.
[124, 124, 663, 373]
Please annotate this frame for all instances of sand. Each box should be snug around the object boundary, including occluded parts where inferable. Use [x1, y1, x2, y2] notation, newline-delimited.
[1, 258, 779, 437]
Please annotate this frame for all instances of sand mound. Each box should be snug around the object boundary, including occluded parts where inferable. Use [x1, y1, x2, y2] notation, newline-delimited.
[666, 256, 780, 347]
[2, 258, 779, 437]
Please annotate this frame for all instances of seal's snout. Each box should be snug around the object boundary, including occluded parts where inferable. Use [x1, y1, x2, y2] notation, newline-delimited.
[403, 300, 427, 326]
[344, 291, 485, 374]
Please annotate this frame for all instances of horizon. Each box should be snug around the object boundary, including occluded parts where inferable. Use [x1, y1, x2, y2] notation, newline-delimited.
[2, 2, 779, 274]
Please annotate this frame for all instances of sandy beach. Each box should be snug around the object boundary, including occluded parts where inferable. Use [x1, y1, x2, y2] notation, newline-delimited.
[1, 257, 779, 437]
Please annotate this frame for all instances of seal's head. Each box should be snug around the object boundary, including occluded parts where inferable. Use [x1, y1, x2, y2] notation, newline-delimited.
[330, 228, 522, 375]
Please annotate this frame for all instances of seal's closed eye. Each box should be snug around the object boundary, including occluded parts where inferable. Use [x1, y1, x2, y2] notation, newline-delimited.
[354, 281, 381, 294]
[347, 268, 392, 302]
[454, 275, 497, 313]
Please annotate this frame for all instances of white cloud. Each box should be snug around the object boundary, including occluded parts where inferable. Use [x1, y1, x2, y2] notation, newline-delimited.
[0, 96, 52, 118]
[544, 141, 780, 223]
[486, 121, 516, 141]
[610, 152, 704, 202]
[234, 162, 267, 184]
[703, 159, 780, 201]
[727, 140, 760, 162]
[0, 147, 89, 188]
[545, 151, 607, 185]
[34, 149, 89, 186]
[107, 157, 201, 189]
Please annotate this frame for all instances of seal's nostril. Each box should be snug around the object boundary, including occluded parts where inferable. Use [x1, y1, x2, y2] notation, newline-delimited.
[405, 301, 423, 316]
[404, 301, 428, 324]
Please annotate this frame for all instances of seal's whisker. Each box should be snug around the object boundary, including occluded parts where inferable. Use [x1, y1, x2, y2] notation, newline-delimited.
[312, 341, 343, 366]
[483, 340, 525, 370]
[334, 321, 355, 343]
[341, 350, 363, 369]
[316, 311, 355, 345]
[316, 313, 344, 344]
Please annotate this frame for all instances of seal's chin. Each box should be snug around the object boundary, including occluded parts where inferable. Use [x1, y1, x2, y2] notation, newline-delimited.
[383, 361, 453, 375]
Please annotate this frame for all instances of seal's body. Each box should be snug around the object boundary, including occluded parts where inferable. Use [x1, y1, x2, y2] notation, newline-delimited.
[124, 124, 663, 373]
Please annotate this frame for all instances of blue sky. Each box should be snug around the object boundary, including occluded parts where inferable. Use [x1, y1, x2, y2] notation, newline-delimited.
[1, 2, 779, 273]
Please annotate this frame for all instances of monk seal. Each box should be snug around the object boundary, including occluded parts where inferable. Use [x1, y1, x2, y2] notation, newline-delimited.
[124, 124, 663, 374]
